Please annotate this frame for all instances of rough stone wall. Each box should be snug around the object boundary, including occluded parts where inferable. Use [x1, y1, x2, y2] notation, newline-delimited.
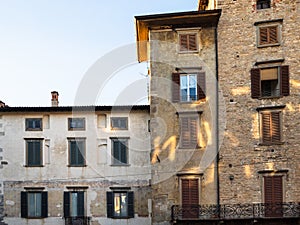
[217, 0, 300, 204]
[149, 27, 219, 224]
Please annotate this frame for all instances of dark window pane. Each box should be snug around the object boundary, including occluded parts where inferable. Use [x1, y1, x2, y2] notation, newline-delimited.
[69, 139, 85, 166]
[26, 118, 42, 131]
[27, 140, 42, 166]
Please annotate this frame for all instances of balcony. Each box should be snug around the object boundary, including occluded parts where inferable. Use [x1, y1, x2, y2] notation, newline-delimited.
[171, 202, 300, 221]
[64, 216, 91, 225]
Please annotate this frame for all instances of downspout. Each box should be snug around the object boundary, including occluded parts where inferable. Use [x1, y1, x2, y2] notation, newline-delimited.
[214, 25, 220, 214]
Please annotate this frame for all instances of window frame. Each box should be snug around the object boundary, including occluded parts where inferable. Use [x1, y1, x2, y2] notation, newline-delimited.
[68, 138, 86, 167]
[178, 32, 199, 53]
[25, 139, 43, 167]
[21, 191, 48, 219]
[106, 191, 134, 219]
[68, 118, 86, 131]
[257, 24, 281, 47]
[111, 138, 129, 166]
[111, 117, 128, 130]
[256, 0, 271, 10]
[259, 110, 283, 145]
[25, 118, 43, 131]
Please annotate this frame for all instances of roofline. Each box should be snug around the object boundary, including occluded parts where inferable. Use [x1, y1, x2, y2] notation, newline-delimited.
[0, 105, 150, 113]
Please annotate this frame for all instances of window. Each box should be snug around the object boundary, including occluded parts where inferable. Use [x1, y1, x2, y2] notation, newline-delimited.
[264, 176, 283, 217]
[181, 179, 199, 219]
[257, 0, 271, 9]
[255, 19, 282, 47]
[111, 138, 128, 165]
[111, 117, 128, 130]
[260, 111, 282, 144]
[21, 191, 48, 218]
[251, 65, 289, 98]
[25, 118, 42, 131]
[180, 115, 199, 149]
[172, 72, 206, 102]
[26, 139, 43, 167]
[107, 191, 134, 218]
[68, 138, 86, 166]
[178, 33, 198, 52]
[68, 118, 85, 130]
[64, 191, 85, 217]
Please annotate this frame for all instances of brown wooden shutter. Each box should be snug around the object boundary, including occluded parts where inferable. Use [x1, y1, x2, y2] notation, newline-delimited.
[269, 26, 278, 44]
[271, 112, 281, 143]
[179, 34, 188, 51]
[264, 176, 283, 217]
[280, 65, 290, 96]
[188, 34, 197, 51]
[259, 27, 268, 45]
[182, 179, 199, 219]
[251, 68, 261, 98]
[262, 113, 271, 143]
[180, 117, 198, 148]
[197, 72, 206, 100]
[172, 73, 180, 102]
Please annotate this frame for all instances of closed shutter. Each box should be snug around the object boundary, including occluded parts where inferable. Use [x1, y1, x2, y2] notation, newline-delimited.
[106, 192, 114, 218]
[259, 27, 268, 45]
[271, 112, 281, 142]
[188, 34, 197, 51]
[259, 26, 278, 45]
[70, 141, 77, 165]
[77, 141, 85, 165]
[179, 34, 188, 51]
[197, 72, 206, 100]
[21, 192, 28, 218]
[251, 68, 261, 98]
[264, 176, 283, 217]
[172, 73, 180, 102]
[41, 192, 48, 218]
[180, 117, 198, 149]
[113, 140, 120, 164]
[77, 192, 85, 216]
[120, 141, 127, 164]
[261, 112, 281, 144]
[269, 26, 278, 44]
[280, 65, 289, 96]
[182, 179, 199, 219]
[127, 192, 134, 218]
[63, 192, 70, 218]
[262, 113, 272, 143]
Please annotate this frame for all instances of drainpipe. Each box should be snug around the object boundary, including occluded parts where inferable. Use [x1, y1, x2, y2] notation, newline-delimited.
[214, 25, 220, 215]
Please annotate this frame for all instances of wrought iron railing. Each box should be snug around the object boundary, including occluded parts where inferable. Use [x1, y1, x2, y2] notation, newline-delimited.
[171, 202, 300, 221]
[64, 216, 91, 225]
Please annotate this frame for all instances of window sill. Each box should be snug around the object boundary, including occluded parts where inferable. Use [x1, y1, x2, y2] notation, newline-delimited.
[24, 165, 44, 167]
[67, 165, 87, 167]
[23, 217, 47, 219]
[258, 95, 282, 100]
[25, 129, 43, 131]
[110, 164, 131, 167]
[257, 43, 280, 48]
[259, 141, 284, 146]
[178, 50, 199, 54]
[108, 216, 134, 219]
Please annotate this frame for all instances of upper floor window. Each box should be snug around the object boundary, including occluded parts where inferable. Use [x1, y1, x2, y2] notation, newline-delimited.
[111, 138, 128, 165]
[25, 118, 42, 131]
[68, 138, 86, 167]
[251, 65, 289, 99]
[179, 114, 200, 149]
[25, 139, 43, 167]
[257, 0, 271, 10]
[111, 117, 128, 130]
[107, 191, 134, 218]
[21, 191, 48, 218]
[172, 72, 206, 103]
[178, 33, 198, 53]
[68, 118, 85, 131]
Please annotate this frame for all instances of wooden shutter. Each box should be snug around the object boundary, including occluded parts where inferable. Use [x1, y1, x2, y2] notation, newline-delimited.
[21, 192, 28, 218]
[251, 68, 261, 98]
[269, 26, 278, 44]
[280, 65, 290, 96]
[41, 192, 48, 218]
[271, 112, 281, 142]
[181, 117, 198, 148]
[106, 192, 114, 218]
[188, 34, 197, 51]
[120, 141, 127, 164]
[179, 34, 188, 51]
[264, 176, 283, 217]
[182, 179, 199, 219]
[172, 73, 180, 102]
[77, 191, 85, 216]
[127, 192, 134, 218]
[63, 192, 70, 218]
[262, 113, 271, 143]
[113, 140, 120, 164]
[77, 141, 85, 165]
[197, 72, 206, 100]
[259, 27, 268, 45]
[261, 112, 281, 144]
[259, 26, 278, 45]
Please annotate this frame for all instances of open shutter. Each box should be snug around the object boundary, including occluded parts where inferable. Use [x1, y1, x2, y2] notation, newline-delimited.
[106, 192, 113, 218]
[280, 65, 289, 96]
[197, 72, 206, 100]
[127, 192, 134, 218]
[63, 192, 70, 218]
[172, 73, 180, 102]
[41, 192, 48, 218]
[21, 192, 28, 218]
[251, 68, 261, 98]
[77, 191, 85, 216]
[271, 112, 281, 143]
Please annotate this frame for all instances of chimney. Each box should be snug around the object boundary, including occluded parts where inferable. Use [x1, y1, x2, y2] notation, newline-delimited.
[0, 101, 5, 108]
[51, 91, 59, 107]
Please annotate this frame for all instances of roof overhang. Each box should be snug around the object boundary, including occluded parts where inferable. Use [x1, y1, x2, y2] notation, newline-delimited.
[135, 9, 222, 62]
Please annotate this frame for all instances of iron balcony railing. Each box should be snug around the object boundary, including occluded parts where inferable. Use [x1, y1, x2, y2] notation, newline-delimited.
[64, 216, 91, 225]
[171, 202, 300, 221]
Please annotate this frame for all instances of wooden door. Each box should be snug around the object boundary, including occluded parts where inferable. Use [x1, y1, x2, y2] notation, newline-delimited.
[264, 176, 283, 217]
[181, 179, 199, 219]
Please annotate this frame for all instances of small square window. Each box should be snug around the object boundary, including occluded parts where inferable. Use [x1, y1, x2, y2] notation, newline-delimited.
[178, 33, 198, 53]
[68, 118, 85, 131]
[26, 139, 43, 167]
[68, 138, 86, 167]
[111, 138, 128, 165]
[21, 191, 48, 218]
[25, 118, 42, 131]
[258, 25, 280, 47]
[111, 117, 128, 130]
[107, 191, 134, 218]
[257, 0, 271, 10]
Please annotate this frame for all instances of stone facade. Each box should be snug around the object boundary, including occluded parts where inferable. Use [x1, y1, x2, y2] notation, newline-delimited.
[0, 106, 151, 225]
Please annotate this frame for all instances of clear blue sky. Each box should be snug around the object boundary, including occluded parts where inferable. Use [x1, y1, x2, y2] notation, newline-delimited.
[0, 0, 198, 106]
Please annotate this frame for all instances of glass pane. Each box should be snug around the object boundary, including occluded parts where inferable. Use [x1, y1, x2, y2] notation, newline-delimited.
[189, 75, 197, 88]
[114, 193, 128, 217]
[28, 193, 41, 217]
[190, 88, 196, 100]
[71, 193, 78, 216]
[120, 193, 128, 217]
[181, 89, 188, 101]
[114, 193, 121, 216]
[180, 76, 187, 88]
